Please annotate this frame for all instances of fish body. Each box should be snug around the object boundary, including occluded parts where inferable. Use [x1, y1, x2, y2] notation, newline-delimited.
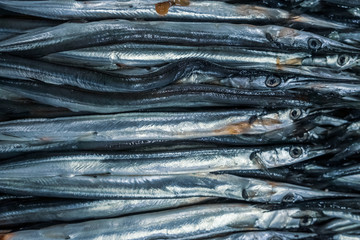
[0, 173, 353, 202]
[0, 196, 211, 228]
[0, 204, 327, 240]
[0, 108, 310, 142]
[0, 144, 331, 177]
[0, 20, 357, 55]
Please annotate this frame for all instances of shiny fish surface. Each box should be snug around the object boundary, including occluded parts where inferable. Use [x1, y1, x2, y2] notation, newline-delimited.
[43, 43, 360, 73]
[0, 0, 351, 30]
[0, 108, 311, 142]
[0, 144, 331, 177]
[0, 80, 337, 113]
[0, 173, 353, 202]
[0, 204, 326, 240]
[0, 196, 211, 228]
[0, 54, 207, 92]
[0, 20, 357, 56]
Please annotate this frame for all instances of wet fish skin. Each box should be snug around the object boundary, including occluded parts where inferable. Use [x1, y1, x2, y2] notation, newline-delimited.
[0, 0, 351, 30]
[0, 108, 311, 142]
[0, 78, 343, 114]
[219, 73, 360, 96]
[42, 43, 310, 71]
[0, 144, 332, 178]
[0, 54, 211, 92]
[0, 20, 357, 56]
[45, 43, 360, 78]
[0, 203, 326, 240]
[0, 173, 353, 202]
[0, 196, 212, 228]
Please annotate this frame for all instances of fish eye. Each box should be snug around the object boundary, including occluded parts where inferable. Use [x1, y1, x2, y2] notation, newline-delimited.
[300, 216, 313, 226]
[337, 54, 350, 66]
[265, 76, 281, 88]
[290, 146, 303, 158]
[308, 38, 322, 51]
[289, 109, 302, 120]
[282, 193, 296, 203]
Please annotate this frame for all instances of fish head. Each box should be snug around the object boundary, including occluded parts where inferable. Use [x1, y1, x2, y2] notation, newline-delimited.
[277, 108, 310, 122]
[263, 181, 353, 204]
[253, 144, 332, 168]
[310, 35, 360, 53]
[302, 54, 360, 70]
[288, 209, 325, 228]
[256, 207, 324, 229]
[332, 54, 360, 71]
[248, 74, 294, 89]
[266, 26, 360, 53]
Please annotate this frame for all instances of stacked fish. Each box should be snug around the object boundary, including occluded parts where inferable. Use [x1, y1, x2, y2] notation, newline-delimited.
[0, 0, 360, 239]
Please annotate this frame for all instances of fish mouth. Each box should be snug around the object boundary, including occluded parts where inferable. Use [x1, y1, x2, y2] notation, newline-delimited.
[307, 144, 336, 156]
[328, 41, 360, 53]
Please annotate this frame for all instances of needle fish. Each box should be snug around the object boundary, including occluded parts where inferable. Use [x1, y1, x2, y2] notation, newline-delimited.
[42, 43, 360, 76]
[1, 54, 227, 92]
[0, 79, 342, 113]
[0, 108, 312, 142]
[218, 75, 360, 97]
[0, 204, 328, 240]
[0, 20, 357, 56]
[0, 196, 212, 228]
[0, 173, 355, 201]
[0, 144, 332, 177]
[0, 0, 351, 29]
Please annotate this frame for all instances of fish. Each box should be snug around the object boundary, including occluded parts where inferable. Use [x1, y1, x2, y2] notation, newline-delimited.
[0, 0, 351, 29]
[301, 53, 360, 71]
[41, 43, 310, 72]
[0, 203, 327, 240]
[0, 196, 212, 228]
[219, 75, 360, 97]
[0, 144, 333, 178]
[0, 20, 357, 56]
[0, 173, 355, 202]
[0, 108, 313, 142]
[0, 54, 221, 92]
[0, 79, 345, 114]
[44, 43, 359, 77]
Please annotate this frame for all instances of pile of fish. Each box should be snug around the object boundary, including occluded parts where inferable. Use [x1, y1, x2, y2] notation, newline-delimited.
[0, 0, 360, 239]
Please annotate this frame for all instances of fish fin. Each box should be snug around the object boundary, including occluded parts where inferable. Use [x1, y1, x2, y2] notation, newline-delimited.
[249, 151, 270, 175]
